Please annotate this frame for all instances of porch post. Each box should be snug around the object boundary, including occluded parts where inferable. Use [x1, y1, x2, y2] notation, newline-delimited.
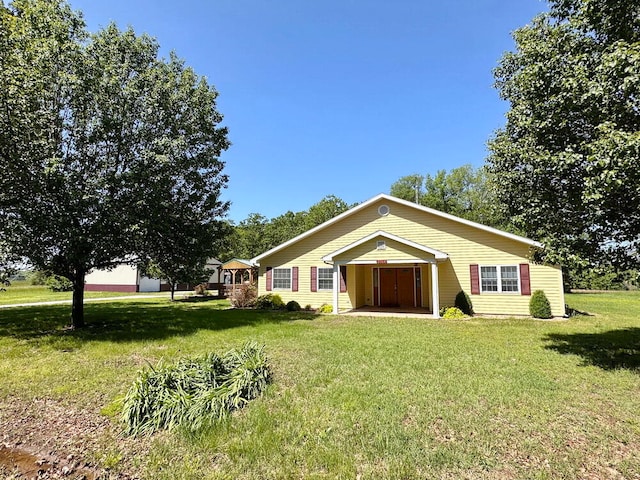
[332, 263, 339, 314]
[431, 262, 439, 319]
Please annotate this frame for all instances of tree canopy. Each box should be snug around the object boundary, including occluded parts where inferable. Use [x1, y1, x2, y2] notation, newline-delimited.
[389, 165, 506, 228]
[225, 195, 352, 261]
[488, 0, 640, 269]
[0, 0, 230, 327]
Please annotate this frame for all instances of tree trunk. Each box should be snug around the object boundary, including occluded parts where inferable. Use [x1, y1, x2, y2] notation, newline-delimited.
[170, 283, 175, 301]
[70, 269, 86, 329]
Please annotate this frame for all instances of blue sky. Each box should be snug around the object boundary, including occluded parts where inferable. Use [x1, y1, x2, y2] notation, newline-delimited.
[70, 0, 548, 222]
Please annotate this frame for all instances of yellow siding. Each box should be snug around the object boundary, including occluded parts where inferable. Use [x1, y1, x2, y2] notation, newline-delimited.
[334, 238, 435, 263]
[256, 199, 565, 316]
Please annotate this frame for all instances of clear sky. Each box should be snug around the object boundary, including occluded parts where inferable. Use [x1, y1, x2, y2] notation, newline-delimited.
[69, 0, 549, 222]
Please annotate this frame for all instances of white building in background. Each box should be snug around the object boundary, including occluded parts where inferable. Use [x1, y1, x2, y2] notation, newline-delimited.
[84, 258, 223, 293]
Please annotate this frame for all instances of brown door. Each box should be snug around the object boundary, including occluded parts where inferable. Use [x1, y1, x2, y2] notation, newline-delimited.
[378, 268, 416, 308]
[396, 268, 415, 308]
[379, 268, 397, 307]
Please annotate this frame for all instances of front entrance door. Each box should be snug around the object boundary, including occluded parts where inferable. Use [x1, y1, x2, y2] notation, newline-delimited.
[380, 268, 397, 307]
[396, 268, 415, 307]
[377, 268, 417, 308]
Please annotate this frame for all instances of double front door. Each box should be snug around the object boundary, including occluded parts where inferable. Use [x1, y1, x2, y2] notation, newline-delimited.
[375, 267, 422, 308]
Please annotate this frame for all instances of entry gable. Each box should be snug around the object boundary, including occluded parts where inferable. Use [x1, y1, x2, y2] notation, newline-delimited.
[321, 230, 448, 263]
[222, 258, 255, 270]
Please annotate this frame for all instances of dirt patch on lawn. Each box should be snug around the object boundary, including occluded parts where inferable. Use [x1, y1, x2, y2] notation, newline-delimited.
[0, 396, 148, 479]
[0, 444, 101, 479]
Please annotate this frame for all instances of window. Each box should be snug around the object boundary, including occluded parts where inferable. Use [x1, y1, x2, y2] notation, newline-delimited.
[480, 265, 519, 293]
[272, 268, 291, 290]
[318, 268, 333, 290]
[480, 266, 498, 292]
[378, 205, 390, 216]
[500, 266, 519, 292]
[376, 240, 386, 250]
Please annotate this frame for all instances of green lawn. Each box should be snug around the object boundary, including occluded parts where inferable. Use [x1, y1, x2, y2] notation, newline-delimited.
[0, 292, 639, 479]
[0, 280, 167, 305]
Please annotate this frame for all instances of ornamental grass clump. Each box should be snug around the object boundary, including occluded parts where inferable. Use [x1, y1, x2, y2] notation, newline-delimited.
[122, 342, 271, 436]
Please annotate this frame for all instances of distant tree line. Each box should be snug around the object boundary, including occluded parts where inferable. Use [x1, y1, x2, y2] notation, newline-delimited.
[222, 195, 353, 261]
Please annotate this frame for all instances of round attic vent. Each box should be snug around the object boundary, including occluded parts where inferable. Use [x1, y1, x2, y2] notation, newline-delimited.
[378, 204, 390, 216]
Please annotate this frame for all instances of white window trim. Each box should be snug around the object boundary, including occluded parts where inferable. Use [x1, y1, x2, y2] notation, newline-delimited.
[480, 264, 520, 294]
[317, 267, 333, 292]
[272, 267, 292, 291]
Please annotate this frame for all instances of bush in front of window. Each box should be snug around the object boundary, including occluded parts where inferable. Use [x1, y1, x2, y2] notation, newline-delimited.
[286, 300, 301, 311]
[255, 293, 285, 310]
[271, 294, 285, 309]
[255, 294, 274, 310]
[454, 290, 474, 315]
[529, 290, 552, 318]
[442, 307, 466, 319]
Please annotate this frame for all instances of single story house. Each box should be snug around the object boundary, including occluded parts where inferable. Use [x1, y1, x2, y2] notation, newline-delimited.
[84, 258, 223, 293]
[251, 194, 565, 318]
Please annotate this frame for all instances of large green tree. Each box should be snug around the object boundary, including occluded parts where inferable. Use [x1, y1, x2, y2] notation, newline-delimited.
[0, 0, 230, 327]
[488, 0, 640, 268]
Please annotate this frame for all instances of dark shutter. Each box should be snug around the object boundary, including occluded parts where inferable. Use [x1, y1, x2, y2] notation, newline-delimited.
[520, 264, 531, 296]
[310, 266, 317, 292]
[340, 265, 347, 293]
[266, 267, 272, 291]
[292, 267, 299, 292]
[470, 264, 480, 295]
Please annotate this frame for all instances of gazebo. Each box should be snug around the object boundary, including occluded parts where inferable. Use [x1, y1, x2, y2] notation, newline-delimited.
[221, 259, 257, 297]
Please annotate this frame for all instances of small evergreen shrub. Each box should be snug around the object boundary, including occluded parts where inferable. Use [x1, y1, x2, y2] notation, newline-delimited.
[304, 304, 313, 311]
[121, 342, 271, 436]
[454, 290, 474, 315]
[442, 307, 466, 319]
[318, 304, 333, 313]
[271, 294, 285, 309]
[45, 274, 73, 292]
[529, 290, 552, 319]
[286, 300, 301, 311]
[255, 293, 285, 310]
[230, 284, 257, 308]
[255, 294, 275, 309]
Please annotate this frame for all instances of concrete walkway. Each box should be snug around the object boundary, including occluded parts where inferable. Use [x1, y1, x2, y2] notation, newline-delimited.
[342, 306, 436, 319]
[0, 294, 172, 309]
